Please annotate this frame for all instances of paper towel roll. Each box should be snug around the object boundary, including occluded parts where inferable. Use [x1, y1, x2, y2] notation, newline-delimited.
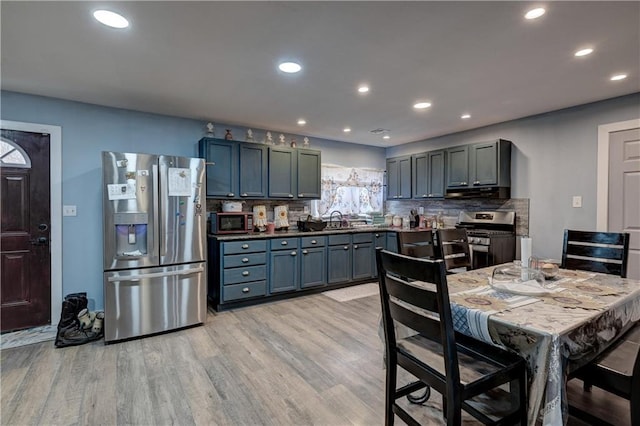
[521, 236, 532, 265]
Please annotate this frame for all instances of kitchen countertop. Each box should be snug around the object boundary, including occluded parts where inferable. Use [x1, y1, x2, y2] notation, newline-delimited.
[209, 226, 436, 240]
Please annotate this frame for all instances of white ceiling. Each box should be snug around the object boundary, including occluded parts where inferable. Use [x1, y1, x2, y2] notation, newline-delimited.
[2, 1, 638, 147]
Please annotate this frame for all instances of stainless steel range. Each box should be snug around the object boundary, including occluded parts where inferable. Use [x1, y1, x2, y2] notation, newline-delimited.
[456, 211, 516, 269]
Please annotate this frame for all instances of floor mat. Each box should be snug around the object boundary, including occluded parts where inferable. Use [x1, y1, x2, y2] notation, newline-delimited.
[0, 325, 56, 350]
[322, 283, 379, 302]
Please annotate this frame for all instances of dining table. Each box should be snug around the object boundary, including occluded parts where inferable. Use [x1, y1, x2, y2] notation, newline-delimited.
[438, 263, 640, 425]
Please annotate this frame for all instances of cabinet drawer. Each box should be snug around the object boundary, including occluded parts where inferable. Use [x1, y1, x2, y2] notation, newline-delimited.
[270, 237, 299, 250]
[301, 236, 326, 248]
[223, 265, 267, 284]
[223, 240, 267, 255]
[223, 281, 267, 302]
[328, 234, 351, 246]
[352, 233, 373, 244]
[223, 253, 267, 268]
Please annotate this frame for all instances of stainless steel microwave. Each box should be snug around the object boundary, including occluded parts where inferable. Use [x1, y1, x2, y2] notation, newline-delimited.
[209, 212, 252, 234]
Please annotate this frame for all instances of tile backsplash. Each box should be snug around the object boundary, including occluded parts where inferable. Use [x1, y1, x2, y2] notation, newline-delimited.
[207, 198, 530, 235]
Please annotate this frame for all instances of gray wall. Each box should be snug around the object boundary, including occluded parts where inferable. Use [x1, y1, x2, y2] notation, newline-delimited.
[1, 90, 385, 310]
[387, 93, 640, 261]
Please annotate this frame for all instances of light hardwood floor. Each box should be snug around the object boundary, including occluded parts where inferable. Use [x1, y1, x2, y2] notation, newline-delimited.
[0, 292, 629, 425]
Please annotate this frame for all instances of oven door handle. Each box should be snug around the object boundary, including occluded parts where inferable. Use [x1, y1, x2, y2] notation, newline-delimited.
[469, 244, 489, 252]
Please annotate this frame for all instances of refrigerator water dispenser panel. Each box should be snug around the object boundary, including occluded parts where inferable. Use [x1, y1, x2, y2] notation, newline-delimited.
[114, 212, 148, 257]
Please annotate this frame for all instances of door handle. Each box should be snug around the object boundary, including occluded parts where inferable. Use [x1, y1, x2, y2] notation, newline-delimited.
[30, 237, 49, 245]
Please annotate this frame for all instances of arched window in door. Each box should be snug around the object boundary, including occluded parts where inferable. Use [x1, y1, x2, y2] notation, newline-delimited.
[0, 138, 31, 168]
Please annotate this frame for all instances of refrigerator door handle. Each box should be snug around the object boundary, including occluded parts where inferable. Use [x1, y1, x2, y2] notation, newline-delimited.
[152, 164, 163, 257]
[107, 266, 205, 282]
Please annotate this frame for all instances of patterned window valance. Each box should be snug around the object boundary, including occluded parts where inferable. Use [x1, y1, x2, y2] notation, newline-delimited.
[314, 164, 384, 216]
[0, 139, 31, 168]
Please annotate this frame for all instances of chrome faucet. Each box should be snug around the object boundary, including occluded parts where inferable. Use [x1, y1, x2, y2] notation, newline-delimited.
[329, 210, 343, 228]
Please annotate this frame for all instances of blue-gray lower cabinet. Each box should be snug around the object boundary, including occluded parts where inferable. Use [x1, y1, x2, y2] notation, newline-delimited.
[218, 239, 267, 303]
[300, 236, 327, 288]
[269, 237, 299, 293]
[352, 233, 375, 280]
[328, 235, 352, 284]
[386, 232, 398, 253]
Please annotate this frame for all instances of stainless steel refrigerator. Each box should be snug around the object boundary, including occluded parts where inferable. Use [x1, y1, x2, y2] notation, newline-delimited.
[102, 151, 207, 342]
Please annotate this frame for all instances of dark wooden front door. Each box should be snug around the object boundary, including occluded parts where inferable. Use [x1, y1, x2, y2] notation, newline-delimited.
[1, 129, 51, 332]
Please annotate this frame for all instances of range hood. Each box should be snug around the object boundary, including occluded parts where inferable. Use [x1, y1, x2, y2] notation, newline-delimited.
[445, 187, 510, 199]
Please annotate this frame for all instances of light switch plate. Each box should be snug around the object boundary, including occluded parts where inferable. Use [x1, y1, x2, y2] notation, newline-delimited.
[63, 205, 77, 216]
[572, 196, 582, 208]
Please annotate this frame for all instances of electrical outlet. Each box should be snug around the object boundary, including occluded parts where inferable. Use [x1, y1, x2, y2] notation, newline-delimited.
[572, 196, 582, 208]
[63, 205, 77, 216]
[303, 206, 309, 214]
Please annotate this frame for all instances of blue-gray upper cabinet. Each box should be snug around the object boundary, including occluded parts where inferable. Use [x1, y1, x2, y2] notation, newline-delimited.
[446, 145, 469, 188]
[297, 149, 321, 199]
[268, 147, 297, 199]
[446, 139, 511, 188]
[199, 138, 238, 198]
[386, 156, 412, 200]
[239, 143, 268, 198]
[412, 150, 446, 199]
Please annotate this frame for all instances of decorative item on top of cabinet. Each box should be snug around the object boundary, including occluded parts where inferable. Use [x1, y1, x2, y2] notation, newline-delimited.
[290, 137, 297, 148]
[265, 131, 273, 145]
[279, 134, 286, 146]
[245, 129, 254, 142]
[224, 129, 233, 140]
[206, 122, 215, 137]
[303, 137, 310, 147]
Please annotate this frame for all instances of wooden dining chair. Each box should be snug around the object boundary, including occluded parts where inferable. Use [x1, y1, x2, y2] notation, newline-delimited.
[397, 230, 437, 259]
[376, 249, 527, 425]
[437, 228, 472, 273]
[561, 229, 630, 277]
[568, 323, 640, 426]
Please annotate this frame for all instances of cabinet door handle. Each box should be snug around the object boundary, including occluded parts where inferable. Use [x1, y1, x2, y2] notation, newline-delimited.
[343, 246, 349, 250]
[241, 193, 248, 197]
[290, 251, 297, 256]
[288, 194, 294, 198]
[242, 287, 250, 293]
[354, 244, 360, 249]
[474, 180, 480, 185]
[242, 257, 249, 263]
[281, 241, 288, 246]
[302, 250, 308, 255]
[298, 193, 304, 197]
[428, 194, 433, 197]
[242, 271, 250, 276]
[375, 234, 380, 237]
[311, 240, 317, 244]
[242, 244, 249, 249]
[227, 193, 235, 197]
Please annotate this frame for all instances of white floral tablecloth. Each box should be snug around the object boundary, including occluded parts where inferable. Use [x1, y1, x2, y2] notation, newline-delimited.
[446, 266, 640, 425]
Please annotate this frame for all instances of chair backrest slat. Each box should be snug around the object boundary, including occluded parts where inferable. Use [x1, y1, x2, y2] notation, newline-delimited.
[398, 230, 436, 259]
[562, 229, 630, 278]
[437, 228, 472, 272]
[388, 300, 443, 342]
[384, 273, 439, 313]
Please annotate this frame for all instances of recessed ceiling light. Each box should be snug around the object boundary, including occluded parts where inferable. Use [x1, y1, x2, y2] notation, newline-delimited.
[524, 8, 546, 20]
[358, 85, 370, 93]
[383, 135, 390, 140]
[574, 48, 594, 57]
[297, 119, 306, 125]
[461, 114, 471, 119]
[610, 74, 628, 81]
[278, 62, 302, 73]
[413, 102, 432, 109]
[343, 127, 351, 133]
[93, 10, 129, 29]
